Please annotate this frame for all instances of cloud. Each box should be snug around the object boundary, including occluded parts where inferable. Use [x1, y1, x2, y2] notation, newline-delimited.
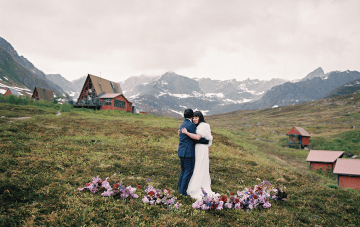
[0, 0, 359, 82]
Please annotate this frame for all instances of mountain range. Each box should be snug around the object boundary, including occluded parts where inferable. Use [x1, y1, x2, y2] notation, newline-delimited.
[1, 36, 360, 117]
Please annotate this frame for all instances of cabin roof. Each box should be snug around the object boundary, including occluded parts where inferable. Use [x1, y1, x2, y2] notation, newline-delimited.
[306, 150, 344, 163]
[99, 93, 122, 99]
[287, 126, 310, 137]
[7, 88, 21, 96]
[99, 93, 131, 103]
[88, 74, 121, 95]
[333, 159, 360, 176]
[34, 87, 54, 101]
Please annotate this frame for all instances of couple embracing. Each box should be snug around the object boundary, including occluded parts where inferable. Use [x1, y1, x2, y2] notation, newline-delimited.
[177, 108, 217, 200]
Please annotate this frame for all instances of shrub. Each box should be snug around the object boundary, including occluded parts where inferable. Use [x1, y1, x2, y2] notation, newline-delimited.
[60, 103, 74, 113]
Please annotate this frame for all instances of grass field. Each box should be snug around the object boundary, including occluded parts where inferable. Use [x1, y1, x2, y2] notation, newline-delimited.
[0, 92, 359, 226]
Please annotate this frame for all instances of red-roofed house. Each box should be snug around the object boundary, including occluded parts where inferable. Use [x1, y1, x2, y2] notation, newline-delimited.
[74, 74, 133, 112]
[306, 150, 344, 171]
[333, 159, 360, 189]
[287, 126, 311, 149]
[4, 88, 21, 97]
[98, 93, 133, 112]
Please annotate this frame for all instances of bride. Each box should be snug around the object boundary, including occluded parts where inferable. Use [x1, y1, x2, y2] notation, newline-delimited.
[181, 111, 216, 200]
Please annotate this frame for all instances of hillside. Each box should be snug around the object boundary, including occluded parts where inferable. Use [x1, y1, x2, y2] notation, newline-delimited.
[324, 78, 360, 99]
[0, 92, 359, 226]
[0, 37, 65, 95]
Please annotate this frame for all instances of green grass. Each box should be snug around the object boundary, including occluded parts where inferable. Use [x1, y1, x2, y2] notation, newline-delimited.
[0, 100, 360, 226]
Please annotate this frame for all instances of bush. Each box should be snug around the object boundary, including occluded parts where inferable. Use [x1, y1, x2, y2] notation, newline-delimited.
[2, 95, 30, 105]
[60, 103, 74, 113]
[30, 99, 60, 110]
[327, 184, 338, 189]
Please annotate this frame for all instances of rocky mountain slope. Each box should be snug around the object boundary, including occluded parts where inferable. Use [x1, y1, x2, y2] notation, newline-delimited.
[323, 78, 360, 98]
[0, 37, 65, 95]
[120, 72, 287, 116]
[122, 70, 360, 116]
[234, 70, 360, 112]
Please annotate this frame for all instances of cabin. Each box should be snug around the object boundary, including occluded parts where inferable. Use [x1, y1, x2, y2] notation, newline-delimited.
[75, 74, 133, 112]
[98, 93, 133, 112]
[287, 126, 310, 149]
[333, 159, 360, 189]
[306, 150, 344, 171]
[32, 87, 54, 101]
[4, 88, 21, 97]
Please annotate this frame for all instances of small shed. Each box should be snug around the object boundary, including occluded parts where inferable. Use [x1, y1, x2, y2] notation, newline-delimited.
[333, 159, 360, 189]
[98, 93, 133, 112]
[306, 150, 344, 171]
[4, 88, 21, 97]
[32, 87, 54, 101]
[287, 126, 310, 149]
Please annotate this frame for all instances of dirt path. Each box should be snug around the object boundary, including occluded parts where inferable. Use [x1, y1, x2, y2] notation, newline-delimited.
[3, 111, 61, 120]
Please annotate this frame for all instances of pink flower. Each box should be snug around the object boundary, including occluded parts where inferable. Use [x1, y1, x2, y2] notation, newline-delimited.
[101, 189, 113, 197]
[174, 202, 182, 209]
[132, 194, 139, 199]
[263, 202, 271, 208]
[201, 204, 209, 210]
[142, 196, 149, 203]
[225, 202, 232, 209]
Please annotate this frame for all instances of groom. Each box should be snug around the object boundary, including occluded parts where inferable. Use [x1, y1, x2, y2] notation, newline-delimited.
[177, 108, 209, 196]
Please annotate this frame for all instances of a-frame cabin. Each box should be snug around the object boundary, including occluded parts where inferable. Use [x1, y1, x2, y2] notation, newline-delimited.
[32, 87, 54, 101]
[74, 74, 132, 112]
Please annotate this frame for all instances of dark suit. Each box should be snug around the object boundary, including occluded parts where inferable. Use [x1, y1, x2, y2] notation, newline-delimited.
[177, 119, 209, 195]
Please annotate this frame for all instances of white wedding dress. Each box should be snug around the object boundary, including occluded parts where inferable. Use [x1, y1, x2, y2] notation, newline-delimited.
[187, 122, 215, 200]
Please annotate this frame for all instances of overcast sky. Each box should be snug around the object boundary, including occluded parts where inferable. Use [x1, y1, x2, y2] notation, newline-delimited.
[1, 0, 359, 83]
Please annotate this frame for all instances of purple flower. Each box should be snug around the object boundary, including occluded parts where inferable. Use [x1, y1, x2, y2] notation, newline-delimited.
[263, 180, 271, 187]
[263, 202, 271, 208]
[201, 204, 210, 210]
[234, 203, 241, 209]
[101, 189, 114, 197]
[132, 194, 139, 199]
[174, 202, 182, 209]
[142, 196, 149, 203]
[225, 202, 233, 209]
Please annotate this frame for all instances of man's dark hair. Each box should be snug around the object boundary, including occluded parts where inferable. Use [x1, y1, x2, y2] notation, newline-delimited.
[194, 111, 205, 125]
[184, 109, 194, 119]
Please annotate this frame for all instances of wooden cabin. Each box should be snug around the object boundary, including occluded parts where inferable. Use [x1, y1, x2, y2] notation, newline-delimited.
[4, 88, 21, 97]
[306, 150, 344, 171]
[98, 93, 133, 112]
[333, 159, 360, 189]
[75, 74, 133, 112]
[32, 87, 54, 101]
[287, 126, 310, 149]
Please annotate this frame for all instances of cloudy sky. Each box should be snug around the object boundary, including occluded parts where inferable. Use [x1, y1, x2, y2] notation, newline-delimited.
[1, 0, 359, 83]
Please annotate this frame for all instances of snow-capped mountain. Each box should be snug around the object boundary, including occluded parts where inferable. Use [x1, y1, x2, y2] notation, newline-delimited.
[120, 72, 287, 116]
[231, 70, 360, 112]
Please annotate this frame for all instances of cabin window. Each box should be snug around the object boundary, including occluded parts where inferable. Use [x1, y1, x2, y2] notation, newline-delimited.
[129, 103, 132, 107]
[103, 99, 112, 106]
[114, 100, 126, 108]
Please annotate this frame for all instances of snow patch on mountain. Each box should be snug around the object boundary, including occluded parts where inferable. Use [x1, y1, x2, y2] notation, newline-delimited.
[205, 93, 224, 98]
